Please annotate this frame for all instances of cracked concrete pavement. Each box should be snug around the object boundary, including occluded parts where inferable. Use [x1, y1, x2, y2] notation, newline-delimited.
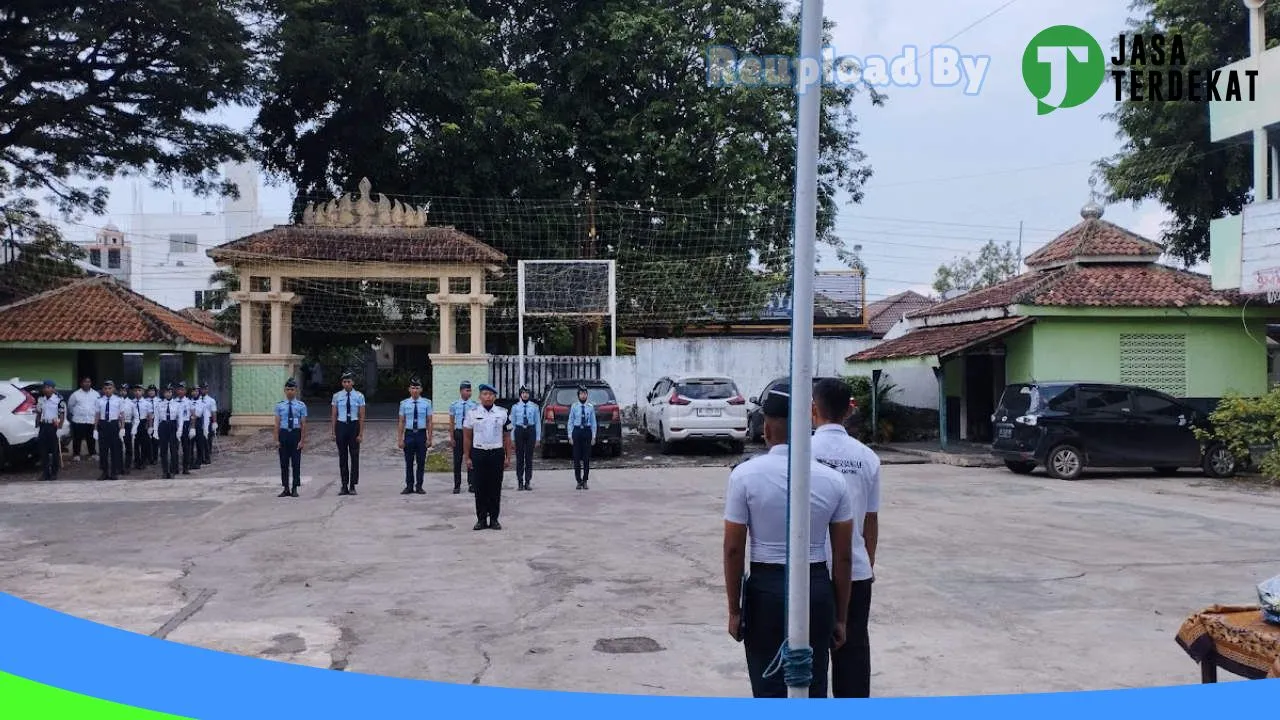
[2, 420, 1279, 697]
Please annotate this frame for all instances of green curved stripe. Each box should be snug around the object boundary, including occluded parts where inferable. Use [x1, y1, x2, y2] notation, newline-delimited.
[0, 671, 191, 719]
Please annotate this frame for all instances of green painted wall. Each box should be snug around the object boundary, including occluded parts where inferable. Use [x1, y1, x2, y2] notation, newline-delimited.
[0, 351, 76, 387]
[1003, 328, 1034, 383]
[943, 356, 963, 397]
[431, 361, 488, 411]
[231, 362, 293, 416]
[1026, 318, 1268, 397]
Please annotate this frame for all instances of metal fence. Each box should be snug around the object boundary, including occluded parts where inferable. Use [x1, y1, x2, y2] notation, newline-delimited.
[488, 356, 601, 399]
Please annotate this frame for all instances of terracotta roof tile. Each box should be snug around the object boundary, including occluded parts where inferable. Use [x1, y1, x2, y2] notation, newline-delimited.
[866, 290, 935, 335]
[1024, 218, 1163, 268]
[849, 317, 1032, 362]
[0, 277, 234, 347]
[908, 271, 1060, 318]
[207, 225, 507, 265]
[179, 307, 218, 328]
[1027, 264, 1242, 307]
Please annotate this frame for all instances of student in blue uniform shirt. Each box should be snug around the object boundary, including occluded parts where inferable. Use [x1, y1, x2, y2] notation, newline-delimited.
[175, 382, 196, 474]
[567, 385, 597, 490]
[448, 381, 478, 494]
[95, 380, 127, 481]
[510, 386, 541, 491]
[34, 380, 65, 481]
[397, 378, 433, 495]
[154, 384, 183, 479]
[331, 371, 366, 496]
[274, 378, 308, 498]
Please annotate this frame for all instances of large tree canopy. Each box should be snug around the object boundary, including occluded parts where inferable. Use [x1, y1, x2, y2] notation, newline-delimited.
[253, 0, 881, 338]
[1097, 0, 1279, 264]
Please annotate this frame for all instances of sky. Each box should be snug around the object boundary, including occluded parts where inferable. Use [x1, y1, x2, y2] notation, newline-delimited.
[59, 0, 1180, 305]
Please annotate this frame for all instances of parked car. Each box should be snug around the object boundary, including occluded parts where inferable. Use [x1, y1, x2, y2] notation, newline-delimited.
[640, 375, 749, 453]
[747, 376, 861, 442]
[989, 381, 1237, 481]
[0, 378, 71, 469]
[539, 378, 623, 458]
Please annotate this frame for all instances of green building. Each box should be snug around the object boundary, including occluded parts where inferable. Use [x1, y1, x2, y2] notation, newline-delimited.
[0, 276, 233, 389]
[847, 202, 1272, 445]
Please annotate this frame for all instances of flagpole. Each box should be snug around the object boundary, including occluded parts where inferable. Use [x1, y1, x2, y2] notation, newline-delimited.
[785, 0, 823, 699]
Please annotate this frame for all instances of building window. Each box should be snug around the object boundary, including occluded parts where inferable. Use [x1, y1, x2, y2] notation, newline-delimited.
[1119, 333, 1188, 397]
[168, 233, 198, 253]
[89, 249, 102, 267]
[107, 248, 121, 269]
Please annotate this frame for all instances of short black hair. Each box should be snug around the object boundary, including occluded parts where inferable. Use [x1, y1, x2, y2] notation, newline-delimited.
[813, 377, 852, 421]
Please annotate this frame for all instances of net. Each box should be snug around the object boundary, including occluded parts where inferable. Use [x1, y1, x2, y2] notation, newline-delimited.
[520, 261, 613, 316]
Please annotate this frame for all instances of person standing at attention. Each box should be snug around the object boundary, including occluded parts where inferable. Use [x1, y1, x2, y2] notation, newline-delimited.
[810, 378, 881, 698]
[154, 384, 182, 480]
[67, 376, 99, 463]
[95, 380, 126, 481]
[197, 383, 218, 466]
[274, 378, 307, 498]
[448, 381, 477, 494]
[129, 383, 152, 472]
[331, 371, 366, 496]
[146, 385, 160, 466]
[463, 384, 512, 531]
[397, 378, 432, 496]
[34, 380, 65, 481]
[511, 386, 540, 491]
[722, 385, 854, 698]
[567, 385, 597, 490]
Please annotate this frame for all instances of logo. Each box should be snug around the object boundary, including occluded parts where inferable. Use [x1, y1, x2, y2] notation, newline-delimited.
[1023, 27, 1259, 114]
[1022, 25, 1106, 115]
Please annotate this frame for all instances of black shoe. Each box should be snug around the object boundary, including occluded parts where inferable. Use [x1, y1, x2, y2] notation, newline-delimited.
[473, 521, 487, 531]
[338, 487, 350, 496]
[453, 487, 461, 494]
[582, 483, 588, 490]
[467, 484, 474, 493]
[414, 487, 426, 494]
[490, 521, 502, 530]
[349, 487, 357, 496]
[401, 487, 413, 495]
[164, 473, 173, 479]
[278, 489, 291, 498]
[290, 488, 299, 497]
[97, 474, 107, 481]
[182, 471, 190, 475]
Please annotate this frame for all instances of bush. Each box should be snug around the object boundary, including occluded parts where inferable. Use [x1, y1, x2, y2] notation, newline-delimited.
[1193, 389, 1280, 483]
[844, 375, 903, 443]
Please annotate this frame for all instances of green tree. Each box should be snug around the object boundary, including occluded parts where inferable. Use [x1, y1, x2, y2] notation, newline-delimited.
[0, 198, 85, 305]
[931, 240, 1019, 297]
[1096, 0, 1279, 265]
[254, 0, 882, 346]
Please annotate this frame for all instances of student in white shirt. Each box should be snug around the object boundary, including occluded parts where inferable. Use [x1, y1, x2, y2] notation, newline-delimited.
[66, 377, 100, 461]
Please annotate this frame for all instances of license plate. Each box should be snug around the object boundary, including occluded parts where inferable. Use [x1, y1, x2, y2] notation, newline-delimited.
[998, 427, 1012, 438]
[697, 408, 722, 417]
[556, 424, 566, 430]
[600, 423, 611, 428]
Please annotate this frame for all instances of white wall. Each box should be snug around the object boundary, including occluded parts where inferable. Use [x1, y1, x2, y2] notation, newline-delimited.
[581, 336, 938, 414]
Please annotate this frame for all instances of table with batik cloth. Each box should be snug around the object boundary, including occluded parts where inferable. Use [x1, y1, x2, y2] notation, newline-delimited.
[1175, 605, 1280, 683]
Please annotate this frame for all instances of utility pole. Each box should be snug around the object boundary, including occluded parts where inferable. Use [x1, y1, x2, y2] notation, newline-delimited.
[1017, 220, 1024, 269]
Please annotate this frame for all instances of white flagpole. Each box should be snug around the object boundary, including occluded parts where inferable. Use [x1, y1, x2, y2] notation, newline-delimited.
[786, 0, 823, 700]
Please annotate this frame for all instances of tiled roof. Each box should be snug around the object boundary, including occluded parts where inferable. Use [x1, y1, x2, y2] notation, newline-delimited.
[848, 317, 1032, 362]
[866, 290, 935, 335]
[0, 277, 234, 347]
[739, 271, 864, 321]
[1024, 217, 1163, 268]
[179, 307, 218, 328]
[908, 263, 1241, 318]
[208, 225, 507, 265]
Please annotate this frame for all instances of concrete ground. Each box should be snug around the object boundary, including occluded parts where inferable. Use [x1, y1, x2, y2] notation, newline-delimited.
[1, 421, 1277, 697]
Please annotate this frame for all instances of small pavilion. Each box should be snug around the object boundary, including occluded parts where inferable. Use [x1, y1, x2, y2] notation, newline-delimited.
[207, 178, 507, 432]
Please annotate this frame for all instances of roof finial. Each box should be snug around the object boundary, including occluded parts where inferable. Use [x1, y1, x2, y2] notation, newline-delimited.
[1082, 176, 1104, 220]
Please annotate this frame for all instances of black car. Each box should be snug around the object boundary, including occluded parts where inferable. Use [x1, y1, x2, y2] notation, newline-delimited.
[989, 381, 1236, 480]
[539, 378, 623, 458]
[747, 375, 861, 442]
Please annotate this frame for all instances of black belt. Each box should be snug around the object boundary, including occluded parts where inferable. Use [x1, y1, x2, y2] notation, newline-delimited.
[750, 562, 828, 572]
[337, 420, 359, 424]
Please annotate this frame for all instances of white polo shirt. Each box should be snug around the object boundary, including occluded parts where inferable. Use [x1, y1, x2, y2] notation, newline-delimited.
[723, 444, 854, 565]
[68, 388, 100, 424]
[466, 404, 511, 450]
[811, 424, 882, 581]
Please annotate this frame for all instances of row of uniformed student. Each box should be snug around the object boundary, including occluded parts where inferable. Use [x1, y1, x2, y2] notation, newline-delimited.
[721, 378, 883, 699]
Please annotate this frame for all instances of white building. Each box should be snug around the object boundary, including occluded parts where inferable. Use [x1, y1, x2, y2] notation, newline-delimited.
[92, 163, 288, 312]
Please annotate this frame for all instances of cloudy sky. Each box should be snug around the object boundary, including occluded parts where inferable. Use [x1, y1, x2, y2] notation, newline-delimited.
[63, 0, 1179, 304]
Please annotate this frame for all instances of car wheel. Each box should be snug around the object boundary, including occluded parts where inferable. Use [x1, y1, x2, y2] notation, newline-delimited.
[1004, 460, 1036, 475]
[0, 437, 8, 471]
[643, 418, 655, 442]
[658, 424, 674, 455]
[1202, 443, 1237, 479]
[1152, 466, 1180, 477]
[1045, 445, 1083, 481]
[729, 441, 745, 455]
[610, 443, 622, 458]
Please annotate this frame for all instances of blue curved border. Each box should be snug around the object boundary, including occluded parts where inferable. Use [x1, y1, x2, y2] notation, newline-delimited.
[0, 591, 1276, 718]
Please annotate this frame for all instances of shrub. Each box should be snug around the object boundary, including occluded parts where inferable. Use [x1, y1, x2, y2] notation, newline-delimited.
[843, 375, 902, 443]
[1193, 389, 1280, 483]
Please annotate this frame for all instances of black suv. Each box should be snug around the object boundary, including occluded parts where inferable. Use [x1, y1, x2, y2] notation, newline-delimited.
[990, 381, 1236, 480]
[747, 376, 861, 442]
[539, 378, 624, 458]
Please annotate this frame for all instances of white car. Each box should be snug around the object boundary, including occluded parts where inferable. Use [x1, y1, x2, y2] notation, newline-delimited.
[0, 378, 71, 469]
[640, 375, 748, 453]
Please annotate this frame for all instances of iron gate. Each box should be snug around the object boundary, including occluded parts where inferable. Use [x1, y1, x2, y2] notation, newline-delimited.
[488, 356, 602, 399]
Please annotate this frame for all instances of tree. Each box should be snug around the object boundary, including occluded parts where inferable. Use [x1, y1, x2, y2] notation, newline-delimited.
[254, 1, 882, 346]
[1096, 0, 1279, 265]
[931, 240, 1019, 297]
[0, 197, 85, 305]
